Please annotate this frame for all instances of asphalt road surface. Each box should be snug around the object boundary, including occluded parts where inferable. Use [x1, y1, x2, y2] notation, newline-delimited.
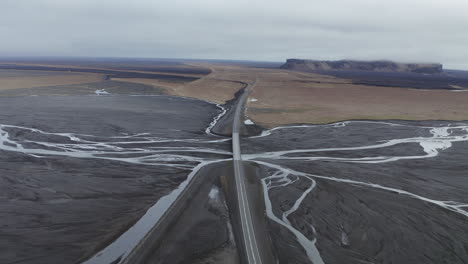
[231, 79, 265, 264]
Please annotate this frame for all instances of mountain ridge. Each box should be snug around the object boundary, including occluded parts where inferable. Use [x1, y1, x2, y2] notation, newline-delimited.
[281, 59, 443, 74]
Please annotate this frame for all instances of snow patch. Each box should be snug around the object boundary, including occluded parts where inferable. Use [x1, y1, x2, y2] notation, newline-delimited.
[208, 186, 220, 200]
[244, 119, 254, 125]
[95, 89, 109, 95]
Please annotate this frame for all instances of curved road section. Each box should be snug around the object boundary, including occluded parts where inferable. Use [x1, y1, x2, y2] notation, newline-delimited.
[232, 79, 264, 264]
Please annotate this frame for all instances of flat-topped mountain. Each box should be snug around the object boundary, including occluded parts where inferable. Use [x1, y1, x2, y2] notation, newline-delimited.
[281, 59, 443, 74]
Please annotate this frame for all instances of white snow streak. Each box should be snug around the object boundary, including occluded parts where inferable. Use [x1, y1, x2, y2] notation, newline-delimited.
[95, 89, 109, 95]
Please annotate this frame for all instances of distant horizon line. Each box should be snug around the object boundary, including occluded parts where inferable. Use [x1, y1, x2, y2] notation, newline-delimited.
[0, 55, 466, 71]
[0, 55, 283, 64]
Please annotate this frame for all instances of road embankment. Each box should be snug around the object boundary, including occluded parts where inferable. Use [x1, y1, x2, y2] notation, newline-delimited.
[211, 84, 263, 137]
[119, 161, 235, 264]
[222, 161, 277, 264]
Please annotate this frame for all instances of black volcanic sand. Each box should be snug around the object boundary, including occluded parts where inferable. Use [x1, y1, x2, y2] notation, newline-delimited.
[243, 121, 468, 264]
[0, 59, 212, 75]
[145, 162, 239, 264]
[0, 65, 199, 82]
[0, 96, 219, 137]
[0, 80, 164, 97]
[296, 179, 467, 264]
[242, 120, 468, 153]
[316, 70, 468, 90]
[0, 95, 231, 264]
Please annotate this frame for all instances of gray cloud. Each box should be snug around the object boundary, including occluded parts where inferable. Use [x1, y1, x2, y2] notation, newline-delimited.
[1, 0, 467, 69]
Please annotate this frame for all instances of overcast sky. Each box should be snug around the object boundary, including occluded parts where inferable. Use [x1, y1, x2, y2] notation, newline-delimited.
[1, 0, 468, 69]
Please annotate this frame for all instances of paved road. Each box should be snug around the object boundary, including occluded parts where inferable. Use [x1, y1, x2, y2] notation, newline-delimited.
[232, 79, 263, 264]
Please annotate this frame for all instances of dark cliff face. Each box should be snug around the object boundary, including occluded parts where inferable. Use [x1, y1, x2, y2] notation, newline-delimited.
[280, 59, 443, 74]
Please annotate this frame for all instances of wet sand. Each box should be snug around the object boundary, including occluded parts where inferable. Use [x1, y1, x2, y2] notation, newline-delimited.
[242, 120, 468, 264]
[0, 80, 164, 96]
[0, 95, 231, 264]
